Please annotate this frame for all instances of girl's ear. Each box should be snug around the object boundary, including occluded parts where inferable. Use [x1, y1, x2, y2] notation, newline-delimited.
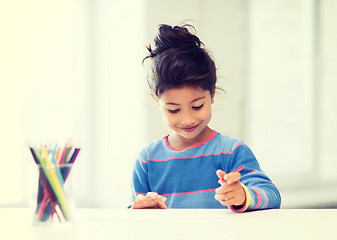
[211, 89, 215, 104]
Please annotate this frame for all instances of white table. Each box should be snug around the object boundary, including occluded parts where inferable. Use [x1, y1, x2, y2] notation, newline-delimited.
[1, 208, 336, 240]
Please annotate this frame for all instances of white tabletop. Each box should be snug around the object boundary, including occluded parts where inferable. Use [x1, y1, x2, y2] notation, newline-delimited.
[1, 208, 336, 240]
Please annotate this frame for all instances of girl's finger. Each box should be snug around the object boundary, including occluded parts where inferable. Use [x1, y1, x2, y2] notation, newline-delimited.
[216, 169, 226, 181]
[216, 181, 240, 195]
[214, 194, 227, 201]
[146, 192, 158, 199]
[223, 172, 241, 184]
[229, 197, 244, 207]
[157, 195, 167, 202]
[137, 194, 146, 200]
[219, 196, 239, 206]
[215, 189, 235, 201]
[215, 186, 225, 194]
[157, 201, 167, 209]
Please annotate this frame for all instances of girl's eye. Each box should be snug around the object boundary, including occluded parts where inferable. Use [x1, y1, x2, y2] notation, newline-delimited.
[168, 109, 180, 114]
[192, 104, 204, 110]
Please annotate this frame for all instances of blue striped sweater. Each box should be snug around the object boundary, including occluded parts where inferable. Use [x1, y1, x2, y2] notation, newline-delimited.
[131, 131, 281, 212]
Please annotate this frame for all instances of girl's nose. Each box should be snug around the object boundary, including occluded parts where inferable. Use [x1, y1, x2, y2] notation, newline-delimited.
[180, 110, 195, 126]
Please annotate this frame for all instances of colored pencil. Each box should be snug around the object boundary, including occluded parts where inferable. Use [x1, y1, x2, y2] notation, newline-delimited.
[29, 142, 80, 222]
[39, 147, 71, 220]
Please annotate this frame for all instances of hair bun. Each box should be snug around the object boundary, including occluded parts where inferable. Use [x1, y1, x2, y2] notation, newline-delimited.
[144, 23, 218, 98]
[148, 24, 203, 58]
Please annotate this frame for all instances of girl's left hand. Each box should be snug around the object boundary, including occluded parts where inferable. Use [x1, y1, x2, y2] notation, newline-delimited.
[214, 169, 246, 207]
[131, 192, 167, 209]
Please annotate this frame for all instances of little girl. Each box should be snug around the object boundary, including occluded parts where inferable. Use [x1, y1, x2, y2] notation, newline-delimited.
[130, 24, 281, 212]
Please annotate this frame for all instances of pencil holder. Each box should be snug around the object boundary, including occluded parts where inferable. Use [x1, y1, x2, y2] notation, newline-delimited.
[33, 163, 75, 224]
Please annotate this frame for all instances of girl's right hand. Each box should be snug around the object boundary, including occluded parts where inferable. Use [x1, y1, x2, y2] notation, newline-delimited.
[131, 192, 167, 209]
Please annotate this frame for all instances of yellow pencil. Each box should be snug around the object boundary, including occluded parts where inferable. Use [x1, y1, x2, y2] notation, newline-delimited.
[40, 147, 71, 220]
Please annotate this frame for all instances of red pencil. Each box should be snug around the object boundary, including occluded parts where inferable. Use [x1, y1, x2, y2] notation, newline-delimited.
[232, 165, 245, 173]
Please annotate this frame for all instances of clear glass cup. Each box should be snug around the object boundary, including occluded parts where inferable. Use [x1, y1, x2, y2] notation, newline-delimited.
[33, 163, 75, 224]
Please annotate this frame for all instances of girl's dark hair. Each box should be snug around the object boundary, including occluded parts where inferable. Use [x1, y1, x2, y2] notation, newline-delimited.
[143, 24, 217, 99]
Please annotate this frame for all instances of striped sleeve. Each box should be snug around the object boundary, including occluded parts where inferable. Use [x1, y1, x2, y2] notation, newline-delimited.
[227, 141, 281, 212]
[131, 149, 150, 200]
[244, 172, 281, 211]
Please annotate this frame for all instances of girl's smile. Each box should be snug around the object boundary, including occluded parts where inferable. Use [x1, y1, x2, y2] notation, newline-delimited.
[180, 123, 200, 132]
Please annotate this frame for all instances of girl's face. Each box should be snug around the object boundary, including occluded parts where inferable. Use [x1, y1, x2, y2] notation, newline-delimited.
[158, 86, 214, 142]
